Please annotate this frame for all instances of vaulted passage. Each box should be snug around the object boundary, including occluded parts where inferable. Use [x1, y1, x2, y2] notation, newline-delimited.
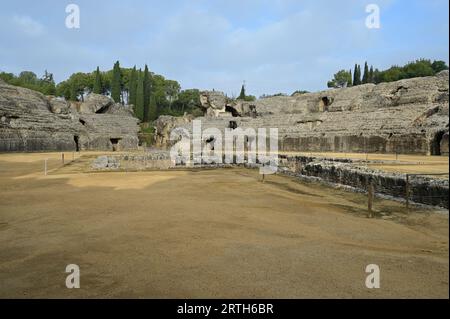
[431, 131, 446, 155]
[110, 138, 121, 152]
[229, 121, 238, 130]
[225, 105, 240, 117]
[319, 97, 332, 112]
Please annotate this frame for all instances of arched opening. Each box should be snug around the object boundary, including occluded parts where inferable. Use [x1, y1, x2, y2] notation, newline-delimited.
[229, 121, 238, 130]
[205, 136, 215, 151]
[110, 138, 121, 152]
[430, 131, 446, 155]
[225, 105, 240, 117]
[319, 97, 333, 112]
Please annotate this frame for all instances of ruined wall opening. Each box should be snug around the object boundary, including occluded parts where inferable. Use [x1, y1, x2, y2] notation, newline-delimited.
[205, 136, 215, 151]
[74, 136, 80, 152]
[430, 130, 446, 155]
[110, 138, 121, 152]
[319, 97, 332, 112]
[225, 105, 240, 117]
[95, 104, 112, 114]
[229, 121, 238, 130]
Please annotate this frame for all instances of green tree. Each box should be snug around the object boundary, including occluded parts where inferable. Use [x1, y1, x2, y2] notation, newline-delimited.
[291, 90, 309, 96]
[70, 81, 78, 101]
[135, 70, 144, 121]
[111, 61, 121, 103]
[128, 66, 137, 106]
[327, 70, 352, 88]
[172, 89, 201, 114]
[143, 65, 151, 122]
[362, 62, 369, 84]
[0, 72, 15, 83]
[369, 66, 374, 83]
[93, 66, 102, 94]
[18, 71, 38, 85]
[165, 80, 181, 106]
[431, 60, 449, 73]
[348, 69, 353, 86]
[353, 64, 358, 86]
[238, 83, 246, 100]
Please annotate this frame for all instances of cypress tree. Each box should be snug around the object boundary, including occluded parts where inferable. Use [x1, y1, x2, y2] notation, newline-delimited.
[135, 70, 144, 121]
[362, 62, 369, 84]
[128, 66, 137, 106]
[238, 83, 246, 100]
[93, 66, 102, 94]
[357, 65, 362, 85]
[149, 94, 157, 121]
[348, 69, 353, 87]
[369, 66, 374, 83]
[111, 61, 121, 103]
[143, 65, 151, 122]
[353, 64, 359, 86]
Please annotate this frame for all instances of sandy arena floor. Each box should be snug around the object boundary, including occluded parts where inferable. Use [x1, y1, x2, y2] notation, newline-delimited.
[0, 152, 448, 298]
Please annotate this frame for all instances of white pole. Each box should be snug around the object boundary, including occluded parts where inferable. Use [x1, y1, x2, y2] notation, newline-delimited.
[44, 159, 48, 176]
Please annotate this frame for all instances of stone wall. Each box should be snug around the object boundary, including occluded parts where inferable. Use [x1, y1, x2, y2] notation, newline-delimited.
[279, 155, 449, 208]
[155, 72, 449, 155]
[0, 82, 140, 152]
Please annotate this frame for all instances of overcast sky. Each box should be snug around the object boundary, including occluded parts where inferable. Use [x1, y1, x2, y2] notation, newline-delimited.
[0, 0, 448, 97]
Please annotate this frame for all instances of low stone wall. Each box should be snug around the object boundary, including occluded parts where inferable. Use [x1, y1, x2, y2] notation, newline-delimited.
[279, 155, 449, 208]
[89, 152, 449, 208]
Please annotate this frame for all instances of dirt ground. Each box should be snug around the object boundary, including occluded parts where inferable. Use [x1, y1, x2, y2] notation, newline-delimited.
[0, 152, 448, 298]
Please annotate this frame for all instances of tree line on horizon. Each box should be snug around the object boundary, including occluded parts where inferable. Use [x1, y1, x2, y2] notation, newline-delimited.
[58, 61, 204, 122]
[327, 59, 448, 89]
[2, 58, 448, 121]
[0, 62, 204, 122]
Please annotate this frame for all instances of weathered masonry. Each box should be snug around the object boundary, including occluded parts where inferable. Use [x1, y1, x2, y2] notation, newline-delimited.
[0, 80, 140, 152]
[156, 71, 449, 156]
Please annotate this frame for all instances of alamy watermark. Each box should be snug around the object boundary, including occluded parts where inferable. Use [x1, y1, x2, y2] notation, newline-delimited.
[65, 4, 80, 29]
[169, 120, 279, 175]
[66, 264, 80, 289]
[365, 4, 381, 29]
[365, 264, 380, 289]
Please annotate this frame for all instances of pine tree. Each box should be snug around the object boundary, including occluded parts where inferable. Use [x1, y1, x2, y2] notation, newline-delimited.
[238, 83, 246, 100]
[362, 62, 369, 84]
[369, 66, 374, 83]
[128, 66, 137, 106]
[111, 61, 121, 103]
[70, 82, 77, 101]
[135, 70, 144, 121]
[143, 65, 151, 122]
[93, 66, 102, 94]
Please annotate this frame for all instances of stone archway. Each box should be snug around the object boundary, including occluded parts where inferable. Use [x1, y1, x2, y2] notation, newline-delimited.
[110, 138, 121, 152]
[430, 131, 446, 155]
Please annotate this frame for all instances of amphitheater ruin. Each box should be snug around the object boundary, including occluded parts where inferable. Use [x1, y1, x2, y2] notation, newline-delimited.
[3, 71, 448, 207]
[0, 72, 449, 298]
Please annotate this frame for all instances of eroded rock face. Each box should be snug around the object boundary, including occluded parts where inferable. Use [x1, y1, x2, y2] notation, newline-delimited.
[154, 114, 194, 148]
[48, 97, 71, 114]
[0, 82, 140, 152]
[79, 94, 113, 113]
[158, 72, 449, 155]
